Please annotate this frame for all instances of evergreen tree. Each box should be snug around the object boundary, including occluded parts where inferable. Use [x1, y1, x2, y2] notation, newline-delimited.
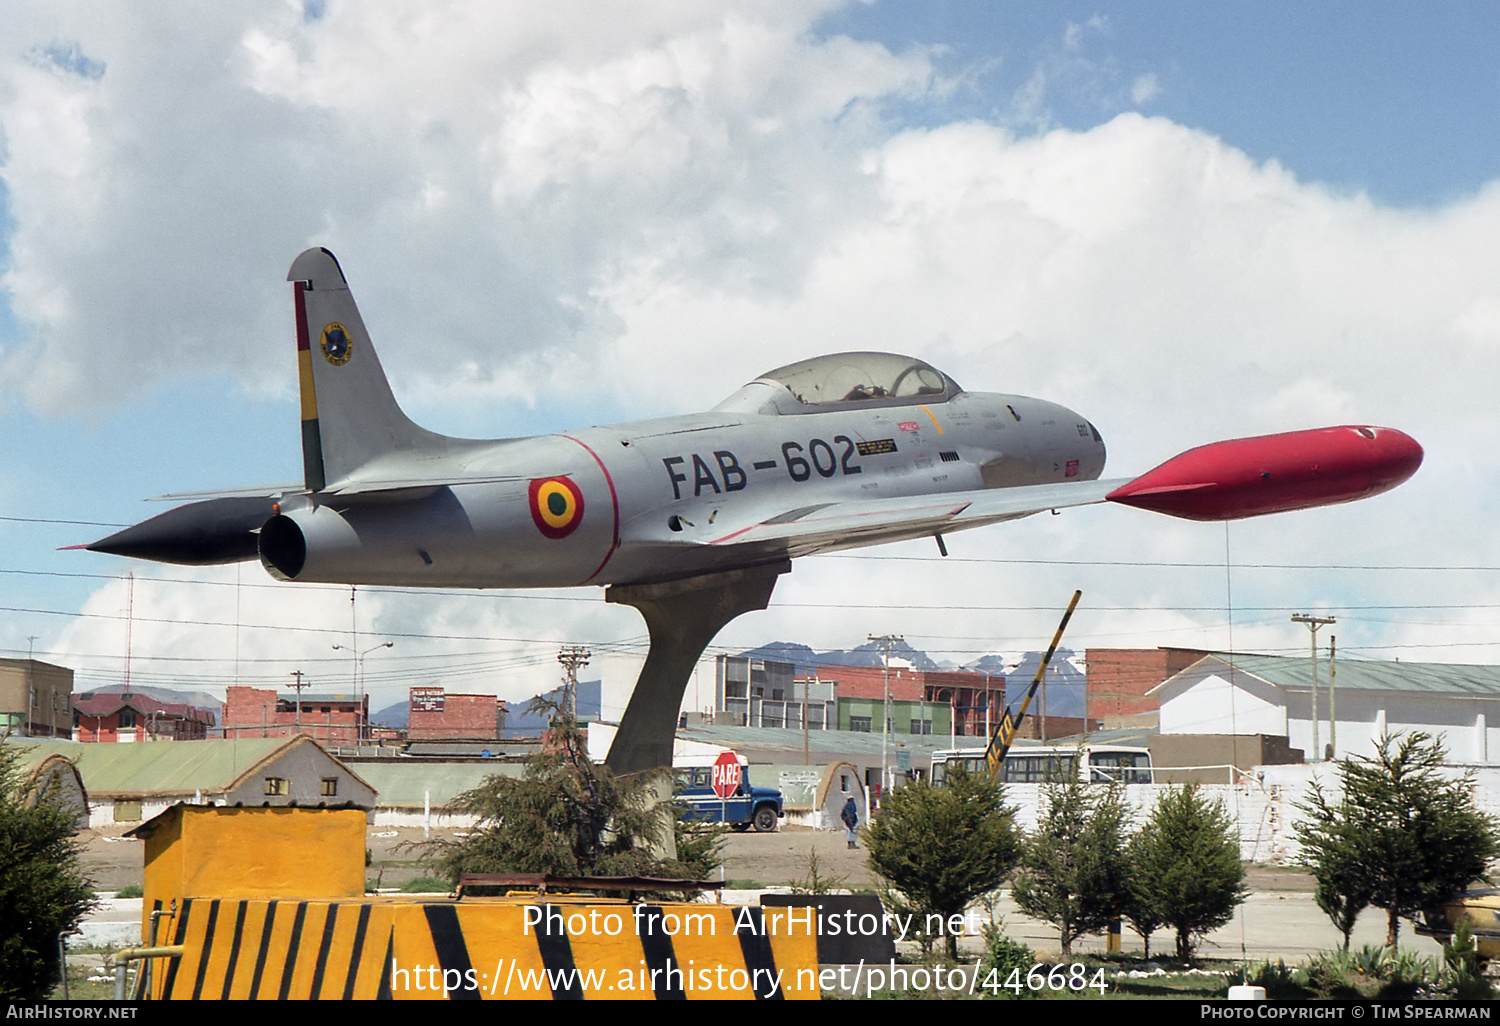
[1295, 731, 1499, 948]
[1296, 812, 1373, 952]
[0, 746, 98, 1000]
[1011, 775, 1131, 956]
[1123, 828, 1166, 959]
[431, 701, 722, 887]
[1131, 783, 1246, 961]
[863, 769, 1021, 958]
[1315, 871, 1371, 953]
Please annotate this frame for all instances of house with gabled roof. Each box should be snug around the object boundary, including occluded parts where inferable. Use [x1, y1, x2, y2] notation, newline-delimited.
[4, 734, 376, 827]
[73, 688, 215, 742]
[1149, 653, 1500, 763]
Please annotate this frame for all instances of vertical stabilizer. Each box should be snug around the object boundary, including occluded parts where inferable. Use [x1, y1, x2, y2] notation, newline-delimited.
[287, 248, 447, 491]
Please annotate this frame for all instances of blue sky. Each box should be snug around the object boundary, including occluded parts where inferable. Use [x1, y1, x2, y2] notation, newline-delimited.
[1, 2, 1498, 715]
[831, 2, 1500, 207]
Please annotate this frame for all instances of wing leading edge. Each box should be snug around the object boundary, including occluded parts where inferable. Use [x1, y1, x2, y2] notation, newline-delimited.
[702, 478, 1131, 558]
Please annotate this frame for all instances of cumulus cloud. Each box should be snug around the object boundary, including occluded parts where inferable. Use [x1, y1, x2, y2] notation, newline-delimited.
[0, 2, 931, 422]
[7, 2, 1500, 702]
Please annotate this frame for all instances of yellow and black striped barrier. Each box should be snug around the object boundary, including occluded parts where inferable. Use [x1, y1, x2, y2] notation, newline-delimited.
[149, 896, 819, 1000]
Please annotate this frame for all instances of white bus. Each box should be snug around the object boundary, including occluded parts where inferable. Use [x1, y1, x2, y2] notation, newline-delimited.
[929, 744, 1153, 786]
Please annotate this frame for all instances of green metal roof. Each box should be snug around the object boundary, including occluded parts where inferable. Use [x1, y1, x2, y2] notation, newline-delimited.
[5, 740, 74, 775]
[1158, 653, 1500, 698]
[673, 721, 1109, 768]
[4, 737, 339, 796]
[352, 760, 522, 809]
[676, 723, 990, 765]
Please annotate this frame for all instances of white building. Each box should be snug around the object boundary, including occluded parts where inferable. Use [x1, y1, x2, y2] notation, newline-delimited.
[1151, 654, 1500, 763]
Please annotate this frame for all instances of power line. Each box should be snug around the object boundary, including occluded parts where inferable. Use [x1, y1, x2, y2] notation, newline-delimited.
[0, 515, 131, 528]
[3, 566, 1497, 614]
[815, 553, 1500, 572]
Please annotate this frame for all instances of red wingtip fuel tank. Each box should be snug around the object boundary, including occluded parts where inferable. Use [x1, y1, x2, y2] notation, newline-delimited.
[1105, 425, 1423, 521]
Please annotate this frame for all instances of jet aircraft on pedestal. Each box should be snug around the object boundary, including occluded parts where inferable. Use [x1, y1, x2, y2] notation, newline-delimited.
[85, 249, 1424, 772]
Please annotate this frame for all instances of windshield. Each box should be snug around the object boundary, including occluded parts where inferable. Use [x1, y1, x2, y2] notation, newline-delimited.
[757, 352, 960, 407]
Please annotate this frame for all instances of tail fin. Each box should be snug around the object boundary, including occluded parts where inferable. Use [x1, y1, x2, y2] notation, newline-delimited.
[287, 247, 448, 491]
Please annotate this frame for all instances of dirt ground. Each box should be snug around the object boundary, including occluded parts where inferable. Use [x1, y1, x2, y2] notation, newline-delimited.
[80, 819, 1315, 893]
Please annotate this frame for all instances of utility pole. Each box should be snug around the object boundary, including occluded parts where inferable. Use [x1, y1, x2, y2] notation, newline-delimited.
[1328, 635, 1337, 759]
[1291, 613, 1335, 760]
[123, 573, 134, 695]
[333, 641, 393, 744]
[985, 674, 993, 739]
[25, 636, 36, 738]
[289, 670, 308, 736]
[1040, 661, 1049, 742]
[802, 675, 812, 766]
[558, 645, 591, 722]
[869, 633, 903, 808]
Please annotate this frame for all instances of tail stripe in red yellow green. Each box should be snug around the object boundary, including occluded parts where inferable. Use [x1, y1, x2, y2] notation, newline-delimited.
[294, 280, 326, 492]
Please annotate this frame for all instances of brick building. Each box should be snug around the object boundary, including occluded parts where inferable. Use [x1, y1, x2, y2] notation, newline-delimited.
[812, 664, 1012, 738]
[1083, 647, 1208, 730]
[407, 688, 504, 740]
[812, 664, 923, 704]
[74, 690, 215, 742]
[222, 685, 368, 744]
[922, 670, 1008, 738]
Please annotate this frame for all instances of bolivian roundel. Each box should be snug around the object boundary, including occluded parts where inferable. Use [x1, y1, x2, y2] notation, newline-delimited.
[321, 322, 353, 366]
[528, 476, 584, 539]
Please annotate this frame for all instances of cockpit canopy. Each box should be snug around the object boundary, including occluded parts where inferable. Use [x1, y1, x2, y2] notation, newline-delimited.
[714, 351, 964, 416]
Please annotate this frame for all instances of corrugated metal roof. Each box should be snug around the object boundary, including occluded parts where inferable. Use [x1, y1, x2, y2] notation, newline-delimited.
[4, 737, 355, 795]
[675, 723, 986, 765]
[1158, 653, 1500, 698]
[354, 761, 521, 808]
[6, 740, 72, 775]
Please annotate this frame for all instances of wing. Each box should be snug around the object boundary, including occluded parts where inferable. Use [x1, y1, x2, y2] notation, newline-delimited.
[700, 478, 1130, 559]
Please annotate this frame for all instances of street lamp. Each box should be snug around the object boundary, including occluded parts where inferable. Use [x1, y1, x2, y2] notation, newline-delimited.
[332, 641, 394, 743]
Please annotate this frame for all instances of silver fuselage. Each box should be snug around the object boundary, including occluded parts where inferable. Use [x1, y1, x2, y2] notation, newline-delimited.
[262, 387, 1105, 588]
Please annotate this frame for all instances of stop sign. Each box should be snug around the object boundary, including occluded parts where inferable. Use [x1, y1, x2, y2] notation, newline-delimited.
[712, 750, 742, 799]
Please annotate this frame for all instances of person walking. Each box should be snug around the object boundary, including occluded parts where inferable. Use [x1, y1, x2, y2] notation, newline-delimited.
[841, 796, 859, 849]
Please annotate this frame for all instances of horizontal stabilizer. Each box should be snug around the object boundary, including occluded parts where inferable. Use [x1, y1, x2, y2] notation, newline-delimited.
[150, 484, 304, 502]
[319, 473, 522, 495]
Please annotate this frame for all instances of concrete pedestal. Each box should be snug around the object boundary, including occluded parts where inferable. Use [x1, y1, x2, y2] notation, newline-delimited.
[605, 561, 789, 775]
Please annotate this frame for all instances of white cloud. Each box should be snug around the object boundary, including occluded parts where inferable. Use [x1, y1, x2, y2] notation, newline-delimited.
[45, 561, 655, 714]
[1131, 72, 1160, 106]
[7, 2, 1500, 707]
[0, 3, 931, 421]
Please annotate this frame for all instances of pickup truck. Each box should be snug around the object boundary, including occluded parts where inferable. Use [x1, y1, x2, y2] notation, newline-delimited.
[674, 760, 784, 832]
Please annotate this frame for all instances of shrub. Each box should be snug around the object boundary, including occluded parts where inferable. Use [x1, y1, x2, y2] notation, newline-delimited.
[1129, 784, 1246, 961]
[1296, 731, 1500, 948]
[1011, 775, 1131, 956]
[0, 746, 98, 999]
[863, 770, 1021, 958]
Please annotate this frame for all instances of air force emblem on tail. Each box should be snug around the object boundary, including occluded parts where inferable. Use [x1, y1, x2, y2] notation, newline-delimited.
[321, 322, 353, 366]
